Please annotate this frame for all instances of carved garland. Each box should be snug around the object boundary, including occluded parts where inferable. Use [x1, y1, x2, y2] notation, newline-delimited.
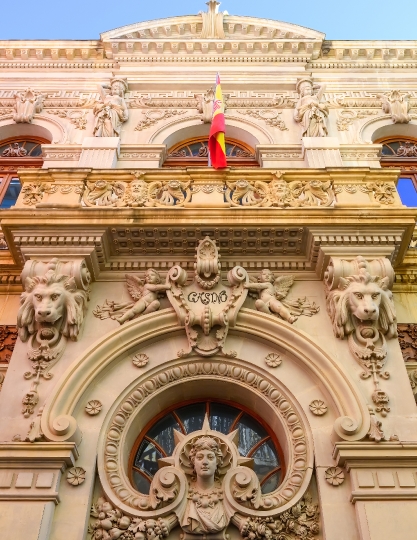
[102, 359, 311, 515]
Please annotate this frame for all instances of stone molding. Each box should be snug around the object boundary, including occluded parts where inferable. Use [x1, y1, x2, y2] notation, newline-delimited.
[334, 442, 417, 501]
[0, 442, 78, 503]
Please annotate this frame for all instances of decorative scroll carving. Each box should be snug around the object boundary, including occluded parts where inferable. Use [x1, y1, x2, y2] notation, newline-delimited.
[294, 79, 328, 137]
[200, 0, 226, 39]
[407, 368, 417, 403]
[241, 109, 288, 130]
[236, 492, 319, 540]
[225, 174, 335, 208]
[93, 78, 128, 137]
[378, 90, 411, 123]
[398, 324, 417, 361]
[82, 179, 191, 208]
[2, 142, 27, 157]
[134, 109, 186, 131]
[336, 109, 378, 131]
[168, 237, 248, 357]
[0, 325, 18, 364]
[245, 271, 319, 324]
[360, 183, 396, 205]
[21, 183, 57, 206]
[17, 258, 90, 417]
[325, 256, 397, 418]
[397, 141, 417, 157]
[13, 88, 44, 123]
[49, 109, 88, 129]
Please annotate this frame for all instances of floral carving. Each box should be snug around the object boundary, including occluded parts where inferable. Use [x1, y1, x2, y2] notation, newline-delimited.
[2, 142, 27, 157]
[21, 182, 57, 206]
[309, 400, 327, 416]
[398, 324, 417, 361]
[49, 109, 88, 129]
[18, 258, 90, 416]
[0, 325, 18, 364]
[67, 467, 86, 486]
[134, 109, 186, 131]
[132, 353, 149, 368]
[237, 492, 319, 540]
[225, 174, 335, 208]
[360, 183, 396, 205]
[0, 373, 4, 391]
[85, 400, 103, 416]
[89, 497, 174, 540]
[407, 369, 417, 403]
[265, 353, 282, 368]
[246, 270, 319, 324]
[367, 407, 385, 442]
[397, 141, 417, 157]
[242, 109, 288, 130]
[324, 467, 345, 486]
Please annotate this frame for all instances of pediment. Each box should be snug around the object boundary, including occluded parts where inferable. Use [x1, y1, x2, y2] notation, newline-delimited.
[101, 14, 324, 42]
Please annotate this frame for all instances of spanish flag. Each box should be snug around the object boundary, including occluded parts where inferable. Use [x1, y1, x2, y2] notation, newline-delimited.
[208, 73, 227, 169]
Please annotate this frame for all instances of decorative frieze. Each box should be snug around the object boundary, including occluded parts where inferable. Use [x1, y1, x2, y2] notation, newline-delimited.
[0, 326, 18, 364]
[397, 324, 417, 361]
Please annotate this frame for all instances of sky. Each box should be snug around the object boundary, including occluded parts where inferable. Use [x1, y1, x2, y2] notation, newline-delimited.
[0, 0, 415, 41]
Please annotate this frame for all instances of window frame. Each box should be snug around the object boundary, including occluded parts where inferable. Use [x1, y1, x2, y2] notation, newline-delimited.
[128, 397, 286, 494]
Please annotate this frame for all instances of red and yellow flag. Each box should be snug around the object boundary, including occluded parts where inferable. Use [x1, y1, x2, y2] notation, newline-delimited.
[208, 73, 227, 169]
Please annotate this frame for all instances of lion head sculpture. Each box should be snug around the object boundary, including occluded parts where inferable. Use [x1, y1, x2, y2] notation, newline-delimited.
[326, 270, 397, 340]
[17, 270, 89, 342]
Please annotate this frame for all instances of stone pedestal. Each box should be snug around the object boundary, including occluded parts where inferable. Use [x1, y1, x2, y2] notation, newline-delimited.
[302, 137, 343, 168]
[78, 137, 120, 168]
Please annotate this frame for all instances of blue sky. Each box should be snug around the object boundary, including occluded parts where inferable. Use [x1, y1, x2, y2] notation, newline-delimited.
[0, 0, 415, 40]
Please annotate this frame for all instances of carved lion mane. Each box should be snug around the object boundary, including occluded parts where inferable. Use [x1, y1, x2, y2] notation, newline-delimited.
[17, 270, 89, 342]
[326, 271, 397, 340]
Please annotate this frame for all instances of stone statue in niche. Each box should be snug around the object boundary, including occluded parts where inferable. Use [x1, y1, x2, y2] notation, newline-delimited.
[13, 88, 44, 123]
[378, 90, 411, 124]
[246, 270, 319, 323]
[93, 269, 169, 323]
[93, 78, 129, 137]
[294, 78, 328, 137]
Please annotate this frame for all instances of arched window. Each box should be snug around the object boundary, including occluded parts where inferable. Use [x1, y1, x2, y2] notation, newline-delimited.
[129, 399, 283, 495]
[378, 137, 417, 206]
[0, 137, 45, 208]
[164, 137, 258, 167]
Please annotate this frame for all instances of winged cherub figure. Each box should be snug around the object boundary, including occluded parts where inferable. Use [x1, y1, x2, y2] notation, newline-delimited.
[93, 270, 170, 324]
[245, 269, 319, 323]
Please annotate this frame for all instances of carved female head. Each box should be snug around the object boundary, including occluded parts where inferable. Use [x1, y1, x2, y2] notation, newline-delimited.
[188, 436, 224, 479]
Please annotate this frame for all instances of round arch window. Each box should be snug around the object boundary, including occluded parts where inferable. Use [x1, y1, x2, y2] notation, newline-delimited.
[130, 400, 284, 496]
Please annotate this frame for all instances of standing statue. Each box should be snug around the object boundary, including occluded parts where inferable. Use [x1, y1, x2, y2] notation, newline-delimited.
[13, 88, 44, 123]
[93, 78, 129, 137]
[294, 78, 329, 137]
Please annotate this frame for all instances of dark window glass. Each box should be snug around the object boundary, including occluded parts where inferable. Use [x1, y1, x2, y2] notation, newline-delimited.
[147, 414, 180, 456]
[397, 178, 417, 207]
[0, 178, 21, 208]
[176, 403, 206, 433]
[131, 400, 282, 496]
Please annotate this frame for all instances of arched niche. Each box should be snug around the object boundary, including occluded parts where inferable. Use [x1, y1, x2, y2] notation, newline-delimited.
[360, 115, 417, 144]
[0, 115, 67, 144]
[149, 115, 273, 147]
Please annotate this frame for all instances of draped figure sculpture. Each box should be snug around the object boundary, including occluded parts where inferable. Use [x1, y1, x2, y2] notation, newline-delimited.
[93, 78, 129, 137]
[294, 78, 329, 138]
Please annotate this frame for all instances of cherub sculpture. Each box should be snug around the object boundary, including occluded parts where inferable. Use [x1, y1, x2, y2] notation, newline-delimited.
[245, 269, 319, 323]
[93, 270, 170, 324]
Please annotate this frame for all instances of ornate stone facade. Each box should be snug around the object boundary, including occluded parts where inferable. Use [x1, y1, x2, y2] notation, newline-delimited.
[0, 3, 417, 540]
